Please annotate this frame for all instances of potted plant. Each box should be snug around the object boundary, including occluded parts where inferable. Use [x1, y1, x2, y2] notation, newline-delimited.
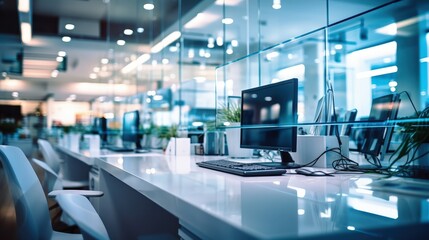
[218, 102, 253, 158]
[389, 107, 429, 172]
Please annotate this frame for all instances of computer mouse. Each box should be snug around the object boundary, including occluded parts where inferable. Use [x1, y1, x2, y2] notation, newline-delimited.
[295, 168, 333, 176]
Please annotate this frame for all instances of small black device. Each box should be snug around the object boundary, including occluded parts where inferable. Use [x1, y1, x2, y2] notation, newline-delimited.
[240, 78, 300, 169]
[196, 159, 286, 176]
[360, 94, 400, 164]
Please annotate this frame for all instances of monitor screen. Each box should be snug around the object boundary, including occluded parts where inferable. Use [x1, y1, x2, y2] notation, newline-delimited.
[92, 117, 107, 143]
[361, 94, 400, 160]
[240, 78, 298, 152]
[122, 110, 142, 149]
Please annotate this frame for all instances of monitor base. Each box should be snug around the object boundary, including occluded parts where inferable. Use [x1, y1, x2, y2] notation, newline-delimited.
[259, 151, 301, 169]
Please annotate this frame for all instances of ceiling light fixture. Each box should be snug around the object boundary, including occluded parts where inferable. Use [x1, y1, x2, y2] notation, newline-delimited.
[18, 0, 30, 12]
[56, 56, 64, 62]
[231, 39, 238, 47]
[58, 51, 66, 57]
[188, 49, 195, 58]
[62, 36, 71, 42]
[226, 45, 233, 55]
[117, 39, 126, 46]
[162, 58, 169, 64]
[101, 58, 109, 64]
[151, 31, 181, 53]
[184, 12, 219, 29]
[51, 70, 59, 78]
[121, 54, 151, 74]
[124, 29, 133, 35]
[137, 27, 144, 33]
[207, 37, 214, 48]
[65, 23, 75, 30]
[221, 18, 234, 24]
[21, 22, 32, 44]
[272, 0, 281, 10]
[216, 36, 223, 46]
[12, 92, 19, 98]
[143, 3, 154, 10]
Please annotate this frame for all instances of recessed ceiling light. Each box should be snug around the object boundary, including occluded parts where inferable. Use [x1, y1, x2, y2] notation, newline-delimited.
[58, 51, 66, 57]
[51, 70, 59, 78]
[272, 0, 281, 9]
[101, 58, 109, 64]
[143, 3, 154, 10]
[117, 40, 126, 46]
[221, 18, 234, 25]
[12, 92, 19, 98]
[65, 24, 75, 30]
[162, 58, 169, 64]
[231, 39, 238, 47]
[62, 36, 71, 42]
[137, 27, 144, 33]
[56, 56, 64, 62]
[124, 29, 133, 35]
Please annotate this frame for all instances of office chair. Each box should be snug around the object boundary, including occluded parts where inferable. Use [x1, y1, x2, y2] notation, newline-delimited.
[0, 145, 109, 240]
[37, 139, 88, 189]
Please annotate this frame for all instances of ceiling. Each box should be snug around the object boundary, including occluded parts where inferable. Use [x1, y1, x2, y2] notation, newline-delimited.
[0, 0, 413, 103]
[0, 0, 204, 102]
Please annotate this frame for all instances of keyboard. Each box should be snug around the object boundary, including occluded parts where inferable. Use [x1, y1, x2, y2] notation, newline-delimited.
[196, 159, 286, 176]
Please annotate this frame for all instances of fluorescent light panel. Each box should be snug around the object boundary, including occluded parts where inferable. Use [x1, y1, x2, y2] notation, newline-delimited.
[121, 54, 151, 74]
[151, 31, 181, 53]
[21, 22, 32, 44]
[18, 0, 30, 12]
[23, 59, 58, 69]
[184, 13, 219, 29]
[357, 66, 398, 79]
[23, 69, 52, 78]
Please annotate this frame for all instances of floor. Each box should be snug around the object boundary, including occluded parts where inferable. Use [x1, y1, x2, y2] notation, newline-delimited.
[0, 144, 80, 239]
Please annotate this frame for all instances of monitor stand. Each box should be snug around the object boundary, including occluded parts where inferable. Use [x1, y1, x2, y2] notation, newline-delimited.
[259, 151, 301, 169]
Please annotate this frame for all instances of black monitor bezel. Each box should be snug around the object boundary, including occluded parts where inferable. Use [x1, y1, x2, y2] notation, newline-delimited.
[360, 93, 400, 158]
[122, 110, 142, 149]
[239, 78, 298, 152]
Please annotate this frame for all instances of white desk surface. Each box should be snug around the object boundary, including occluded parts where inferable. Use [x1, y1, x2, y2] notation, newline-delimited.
[94, 154, 429, 239]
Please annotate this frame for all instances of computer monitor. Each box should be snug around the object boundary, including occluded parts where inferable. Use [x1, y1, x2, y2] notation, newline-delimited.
[122, 110, 142, 149]
[92, 117, 107, 144]
[240, 78, 299, 169]
[361, 93, 400, 163]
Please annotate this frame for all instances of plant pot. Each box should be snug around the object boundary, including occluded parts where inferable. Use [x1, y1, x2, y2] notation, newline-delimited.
[225, 123, 253, 158]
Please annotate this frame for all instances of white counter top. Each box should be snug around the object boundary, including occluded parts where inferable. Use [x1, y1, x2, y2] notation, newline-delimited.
[95, 154, 429, 239]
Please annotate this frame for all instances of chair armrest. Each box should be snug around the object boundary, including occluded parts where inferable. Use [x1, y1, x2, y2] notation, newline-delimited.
[55, 193, 109, 240]
[48, 189, 104, 198]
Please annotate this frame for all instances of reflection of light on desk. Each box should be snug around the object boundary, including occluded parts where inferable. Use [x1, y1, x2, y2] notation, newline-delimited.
[273, 181, 281, 185]
[354, 178, 373, 186]
[298, 209, 305, 215]
[347, 226, 356, 231]
[117, 157, 123, 166]
[389, 196, 398, 203]
[320, 208, 331, 218]
[288, 186, 306, 198]
[348, 197, 398, 219]
[336, 193, 348, 197]
[145, 168, 156, 174]
[355, 188, 373, 195]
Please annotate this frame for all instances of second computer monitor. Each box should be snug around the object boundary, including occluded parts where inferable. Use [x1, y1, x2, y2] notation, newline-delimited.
[122, 110, 142, 149]
[240, 78, 298, 168]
